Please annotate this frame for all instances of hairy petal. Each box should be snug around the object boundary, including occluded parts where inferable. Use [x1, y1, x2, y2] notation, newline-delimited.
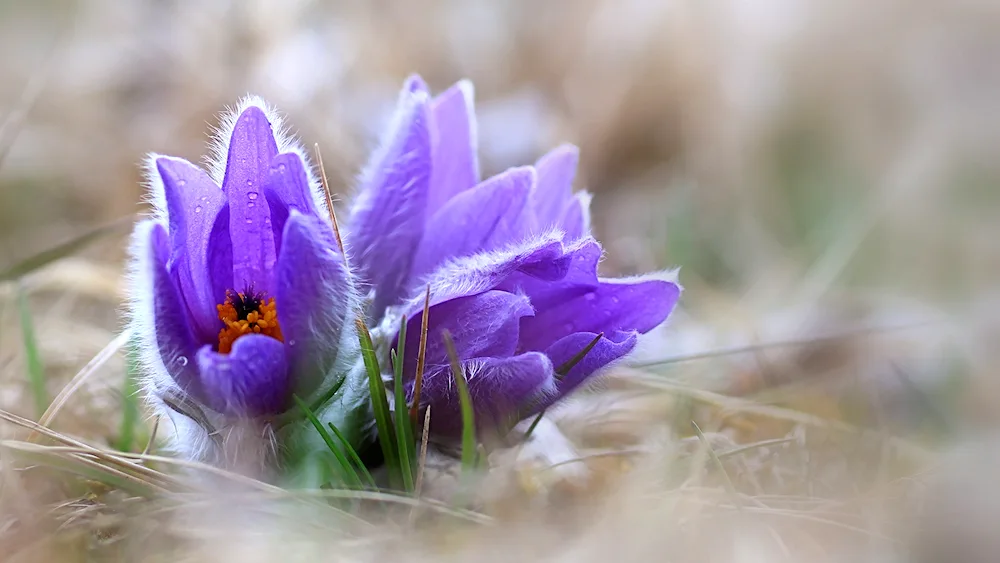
[275, 211, 357, 400]
[540, 330, 637, 409]
[147, 223, 205, 401]
[519, 277, 680, 352]
[196, 334, 289, 416]
[427, 80, 479, 211]
[411, 166, 533, 281]
[495, 238, 602, 310]
[559, 191, 592, 241]
[416, 352, 554, 437]
[264, 152, 321, 256]
[349, 84, 432, 318]
[402, 290, 533, 376]
[403, 232, 583, 315]
[532, 145, 579, 230]
[156, 157, 227, 340]
[223, 106, 280, 294]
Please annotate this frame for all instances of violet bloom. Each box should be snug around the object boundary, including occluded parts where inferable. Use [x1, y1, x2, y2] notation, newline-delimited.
[349, 76, 681, 436]
[128, 98, 368, 459]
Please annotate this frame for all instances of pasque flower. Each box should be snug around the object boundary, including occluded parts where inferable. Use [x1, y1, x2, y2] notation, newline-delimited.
[128, 98, 368, 461]
[350, 76, 681, 436]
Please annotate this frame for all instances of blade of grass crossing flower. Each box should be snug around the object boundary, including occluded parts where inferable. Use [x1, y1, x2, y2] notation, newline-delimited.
[116, 344, 141, 451]
[314, 143, 346, 255]
[0, 215, 134, 281]
[326, 422, 376, 490]
[524, 332, 604, 440]
[409, 284, 431, 425]
[442, 330, 476, 472]
[292, 394, 363, 489]
[391, 315, 416, 493]
[16, 284, 47, 418]
[355, 318, 401, 489]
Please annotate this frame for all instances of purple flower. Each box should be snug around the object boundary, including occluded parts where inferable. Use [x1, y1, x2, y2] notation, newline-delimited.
[348, 75, 592, 320]
[129, 98, 367, 458]
[349, 76, 681, 437]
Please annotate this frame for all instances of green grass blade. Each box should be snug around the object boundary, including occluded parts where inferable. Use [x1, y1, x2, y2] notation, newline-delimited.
[392, 316, 415, 493]
[0, 215, 135, 281]
[292, 394, 363, 489]
[326, 422, 376, 490]
[355, 318, 401, 489]
[523, 332, 604, 440]
[16, 285, 47, 419]
[116, 345, 141, 452]
[441, 329, 476, 472]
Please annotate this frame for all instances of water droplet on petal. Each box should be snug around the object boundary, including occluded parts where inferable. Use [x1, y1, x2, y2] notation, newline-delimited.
[288, 339, 296, 347]
[178, 356, 188, 366]
[247, 201, 255, 208]
[610, 296, 620, 304]
[177, 179, 187, 187]
[247, 191, 258, 200]
[246, 179, 253, 187]
[277, 163, 286, 172]
[194, 205, 202, 213]
[583, 293, 596, 301]
[246, 218, 253, 224]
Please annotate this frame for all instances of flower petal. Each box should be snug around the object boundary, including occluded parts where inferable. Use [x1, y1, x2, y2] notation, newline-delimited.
[532, 145, 579, 229]
[411, 166, 533, 281]
[147, 223, 205, 400]
[519, 277, 680, 352]
[275, 211, 356, 400]
[403, 232, 582, 315]
[427, 80, 479, 211]
[558, 191, 592, 241]
[264, 152, 322, 256]
[349, 84, 432, 318]
[402, 290, 533, 375]
[541, 330, 636, 408]
[495, 238, 602, 310]
[416, 352, 555, 437]
[222, 106, 280, 294]
[196, 334, 289, 416]
[156, 157, 227, 340]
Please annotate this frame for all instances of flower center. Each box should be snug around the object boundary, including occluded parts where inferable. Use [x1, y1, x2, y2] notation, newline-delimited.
[216, 286, 283, 354]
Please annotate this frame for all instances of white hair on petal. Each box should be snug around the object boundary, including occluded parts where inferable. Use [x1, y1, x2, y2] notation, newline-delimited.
[205, 95, 332, 224]
[396, 228, 578, 315]
[139, 153, 171, 225]
[124, 219, 217, 461]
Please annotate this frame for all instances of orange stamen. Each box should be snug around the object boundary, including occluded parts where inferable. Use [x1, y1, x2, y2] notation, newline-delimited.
[216, 290, 283, 354]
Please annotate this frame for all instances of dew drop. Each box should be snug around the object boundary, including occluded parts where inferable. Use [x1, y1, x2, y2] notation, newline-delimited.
[246, 218, 253, 224]
[194, 205, 202, 213]
[247, 191, 259, 200]
[247, 201, 255, 208]
[277, 163, 286, 172]
[178, 356, 188, 366]
[288, 339, 297, 347]
[177, 179, 187, 187]
[583, 293, 596, 301]
[610, 296, 620, 304]
[246, 179, 253, 187]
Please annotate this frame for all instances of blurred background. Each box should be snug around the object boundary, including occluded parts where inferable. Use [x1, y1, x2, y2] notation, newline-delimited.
[1, 0, 999, 560]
